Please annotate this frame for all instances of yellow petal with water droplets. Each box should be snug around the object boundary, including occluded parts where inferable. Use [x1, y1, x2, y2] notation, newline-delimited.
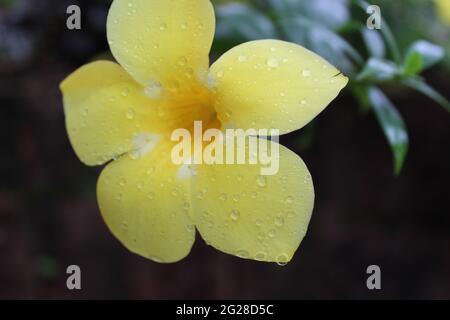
[191, 138, 314, 264]
[60, 61, 173, 166]
[97, 141, 195, 263]
[210, 40, 348, 135]
[107, 0, 215, 91]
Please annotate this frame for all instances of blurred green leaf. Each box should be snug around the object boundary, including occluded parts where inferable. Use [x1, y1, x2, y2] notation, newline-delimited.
[403, 40, 445, 74]
[352, 85, 371, 111]
[367, 87, 409, 175]
[356, 58, 399, 82]
[403, 77, 450, 113]
[403, 51, 423, 76]
[215, 3, 278, 43]
[361, 29, 386, 59]
[356, 0, 401, 63]
[279, 17, 362, 74]
[266, 0, 350, 30]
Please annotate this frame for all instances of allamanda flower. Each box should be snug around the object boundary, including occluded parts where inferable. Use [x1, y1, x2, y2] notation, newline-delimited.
[60, 0, 348, 264]
[435, 0, 450, 25]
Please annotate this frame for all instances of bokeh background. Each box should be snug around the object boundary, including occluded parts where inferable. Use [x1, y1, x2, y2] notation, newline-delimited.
[1, 0, 449, 299]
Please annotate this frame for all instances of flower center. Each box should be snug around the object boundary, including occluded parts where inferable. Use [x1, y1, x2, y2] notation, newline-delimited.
[153, 81, 221, 135]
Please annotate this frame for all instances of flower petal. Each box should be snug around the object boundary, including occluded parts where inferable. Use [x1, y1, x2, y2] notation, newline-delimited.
[191, 138, 314, 263]
[60, 61, 173, 166]
[107, 0, 215, 89]
[97, 141, 195, 263]
[210, 40, 348, 135]
[436, 0, 450, 25]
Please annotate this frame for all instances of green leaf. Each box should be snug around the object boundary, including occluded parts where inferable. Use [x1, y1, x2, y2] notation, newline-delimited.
[279, 16, 362, 74]
[403, 78, 450, 113]
[361, 29, 386, 59]
[215, 3, 278, 43]
[367, 87, 409, 175]
[403, 51, 423, 76]
[404, 40, 445, 73]
[356, 0, 401, 63]
[267, 0, 350, 30]
[356, 58, 399, 82]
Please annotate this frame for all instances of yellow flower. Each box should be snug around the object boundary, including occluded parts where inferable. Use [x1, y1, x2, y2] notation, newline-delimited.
[435, 0, 450, 25]
[60, 0, 348, 264]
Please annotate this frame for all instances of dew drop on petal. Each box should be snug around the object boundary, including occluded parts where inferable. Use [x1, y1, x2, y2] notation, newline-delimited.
[285, 196, 294, 204]
[119, 178, 127, 187]
[275, 216, 285, 227]
[230, 209, 240, 221]
[238, 55, 247, 62]
[126, 108, 135, 120]
[267, 57, 279, 68]
[256, 175, 267, 188]
[144, 82, 163, 99]
[276, 253, 289, 266]
[268, 229, 276, 238]
[236, 249, 249, 258]
[255, 251, 267, 261]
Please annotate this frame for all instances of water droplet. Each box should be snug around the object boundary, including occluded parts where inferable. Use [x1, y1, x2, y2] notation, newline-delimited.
[126, 108, 135, 120]
[180, 22, 188, 30]
[280, 92, 286, 97]
[267, 57, 279, 68]
[302, 69, 311, 77]
[230, 209, 240, 221]
[255, 219, 263, 227]
[119, 178, 127, 187]
[275, 216, 285, 227]
[171, 189, 179, 197]
[147, 192, 155, 200]
[115, 193, 123, 201]
[300, 99, 307, 106]
[159, 23, 167, 31]
[137, 181, 144, 190]
[178, 56, 187, 66]
[219, 193, 227, 201]
[144, 82, 163, 99]
[304, 174, 312, 184]
[238, 55, 247, 62]
[285, 196, 294, 204]
[276, 253, 289, 266]
[146, 167, 155, 175]
[232, 194, 240, 202]
[256, 175, 267, 187]
[236, 249, 249, 258]
[255, 251, 267, 261]
[268, 229, 276, 238]
[217, 70, 224, 78]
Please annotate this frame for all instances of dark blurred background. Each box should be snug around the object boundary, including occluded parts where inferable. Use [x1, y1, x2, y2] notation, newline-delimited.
[1, 0, 449, 299]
